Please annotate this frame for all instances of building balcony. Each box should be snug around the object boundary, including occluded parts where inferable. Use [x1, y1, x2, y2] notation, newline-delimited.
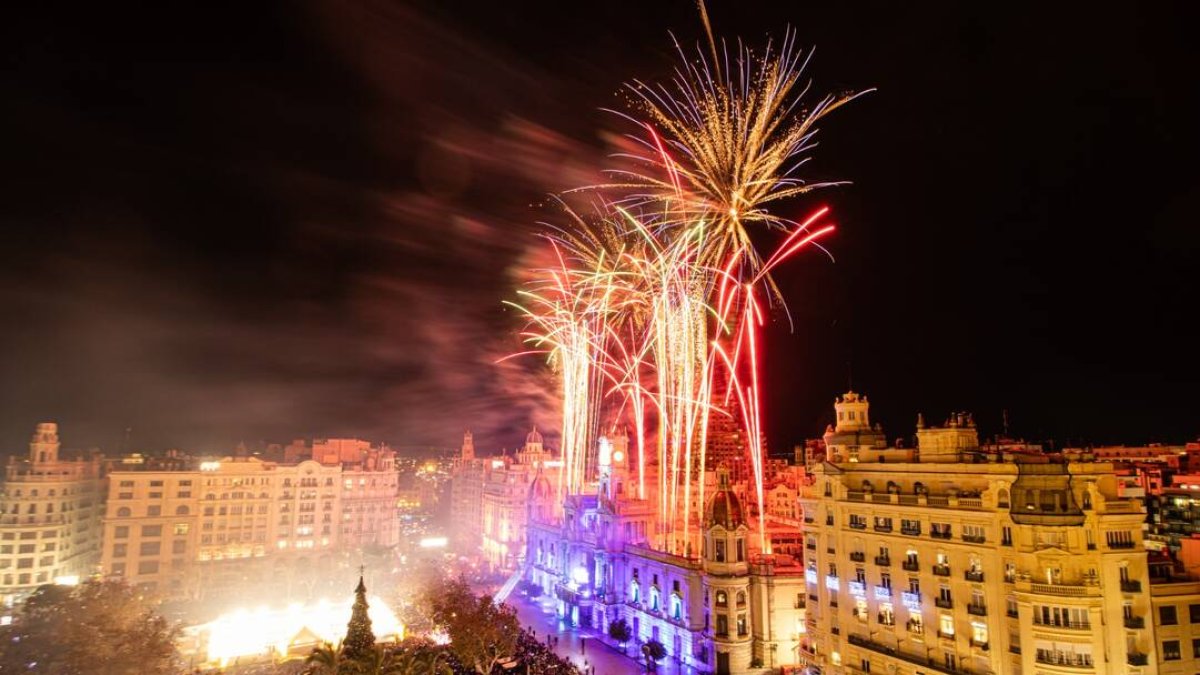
[970, 639, 989, 651]
[932, 564, 951, 576]
[1034, 620, 1090, 631]
[937, 630, 956, 641]
[965, 570, 984, 582]
[935, 597, 953, 609]
[902, 560, 919, 572]
[962, 534, 986, 544]
[1120, 580, 1143, 593]
[850, 551, 866, 562]
[931, 530, 952, 540]
[1128, 652, 1149, 666]
[849, 522, 867, 530]
[967, 603, 987, 616]
[1036, 653, 1094, 669]
[1009, 645, 1021, 655]
[874, 556, 891, 567]
[874, 524, 893, 533]
[1007, 608, 1018, 618]
[806, 541, 817, 550]
[1108, 540, 1136, 549]
[1124, 615, 1145, 629]
[901, 525, 922, 536]
[847, 633, 968, 675]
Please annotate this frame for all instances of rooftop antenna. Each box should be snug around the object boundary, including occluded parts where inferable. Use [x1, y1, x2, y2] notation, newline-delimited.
[1002, 409, 1010, 437]
[846, 360, 853, 392]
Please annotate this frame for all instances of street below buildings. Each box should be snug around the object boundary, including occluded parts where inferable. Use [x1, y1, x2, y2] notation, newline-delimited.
[506, 593, 702, 675]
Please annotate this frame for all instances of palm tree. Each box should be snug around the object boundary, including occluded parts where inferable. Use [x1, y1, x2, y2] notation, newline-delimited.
[336, 643, 450, 675]
[304, 642, 351, 674]
[385, 643, 452, 675]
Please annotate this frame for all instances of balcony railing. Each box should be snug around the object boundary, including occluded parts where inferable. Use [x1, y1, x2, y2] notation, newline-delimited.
[1026, 581, 1100, 598]
[1108, 540, 1136, 549]
[849, 521, 867, 530]
[937, 630, 956, 641]
[967, 603, 987, 616]
[1128, 652, 1149, 666]
[965, 569, 985, 582]
[850, 551, 865, 562]
[931, 530, 952, 539]
[806, 541, 817, 550]
[874, 524, 893, 533]
[901, 525, 922, 536]
[962, 534, 986, 544]
[848, 633, 968, 675]
[875, 556, 891, 567]
[935, 597, 953, 609]
[1123, 615, 1145, 629]
[932, 564, 951, 576]
[1009, 645, 1021, 655]
[970, 639, 989, 651]
[1036, 652, 1094, 668]
[902, 560, 920, 572]
[1034, 619, 1090, 631]
[1120, 580, 1143, 593]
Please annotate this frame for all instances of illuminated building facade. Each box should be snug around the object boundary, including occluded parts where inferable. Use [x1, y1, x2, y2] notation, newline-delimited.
[480, 428, 559, 572]
[526, 436, 807, 674]
[448, 432, 484, 552]
[0, 423, 104, 604]
[99, 439, 397, 603]
[799, 391, 1157, 674]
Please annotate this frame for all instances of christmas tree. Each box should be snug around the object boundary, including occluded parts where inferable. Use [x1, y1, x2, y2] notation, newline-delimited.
[342, 570, 376, 661]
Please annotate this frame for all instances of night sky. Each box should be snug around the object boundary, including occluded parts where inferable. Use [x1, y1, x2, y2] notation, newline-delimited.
[2, 1, 1197, 456]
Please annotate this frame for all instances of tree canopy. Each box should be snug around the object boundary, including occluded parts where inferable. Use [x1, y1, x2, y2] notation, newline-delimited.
[0, 580, 179, 675]
[423, 577, 520, 675]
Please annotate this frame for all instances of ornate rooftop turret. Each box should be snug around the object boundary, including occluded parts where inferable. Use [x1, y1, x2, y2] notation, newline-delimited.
[706, 467, 745, 529]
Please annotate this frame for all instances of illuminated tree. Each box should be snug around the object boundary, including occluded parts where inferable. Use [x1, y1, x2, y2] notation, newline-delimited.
[343, 575, 377, 662]
[641, 639, 666, 671]
[0, 580, 179, 675]
[607, 618, 632, 652]
[424, 577, 520, 675]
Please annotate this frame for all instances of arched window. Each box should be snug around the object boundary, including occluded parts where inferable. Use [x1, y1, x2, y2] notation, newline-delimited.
[736, 591, 746, 607]
[914, 482, 927, 495]
[175, 505, 189, 516]
[630, 581, 640, 603]
[650, 586, 660, 611]
[887, 481, 899, 494]
[671, 593, 683, 620]
[716, 591, 728, 608]
[862, 480, 873, 492]
[116, 507, 131, 517]
[997, 488, 1010, 508]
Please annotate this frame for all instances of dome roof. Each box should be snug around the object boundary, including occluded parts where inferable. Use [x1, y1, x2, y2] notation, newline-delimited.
[706, 489, 745, 529]
[526, 426, 543, 446]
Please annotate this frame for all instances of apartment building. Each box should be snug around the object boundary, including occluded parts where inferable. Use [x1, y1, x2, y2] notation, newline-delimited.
[100, 440, 398, 604]
[0, 423, 104, 604]
[799, 391, 1154, 674]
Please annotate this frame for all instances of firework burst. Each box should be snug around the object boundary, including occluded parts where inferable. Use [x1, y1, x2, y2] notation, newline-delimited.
[509, 9, 861, 558]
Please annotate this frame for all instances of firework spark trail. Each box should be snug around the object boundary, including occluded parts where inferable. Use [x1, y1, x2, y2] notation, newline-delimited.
[510, 13, 861, 559]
